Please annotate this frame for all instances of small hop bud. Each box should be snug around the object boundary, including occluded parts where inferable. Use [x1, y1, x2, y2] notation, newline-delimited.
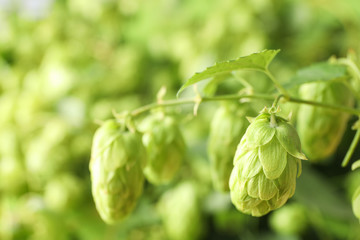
[208, 103, 251, 192]
[297, 81, 354, 162]
[139, 113, 185, 184]
[89, 120, 146, 224]
[229, 109, 306, 217]
[352, 186, 360, 221]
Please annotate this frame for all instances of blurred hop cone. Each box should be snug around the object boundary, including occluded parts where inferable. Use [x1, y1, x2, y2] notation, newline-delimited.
[297, 81, 354, 162]
[89, 120, 146, 224]
[44, 173, 84, 212]
[229, 108, 307, 216]
[269, 203, 308, 235]
[208, 102, 251, 192]
[352, 186, 360, 221]
[139, 113, 185, 185]
[158, 182, 204, 240]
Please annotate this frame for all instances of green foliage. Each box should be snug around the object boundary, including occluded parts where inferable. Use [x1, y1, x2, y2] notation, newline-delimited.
[286, 62, 349, 88]
[177, 49, 280, 96]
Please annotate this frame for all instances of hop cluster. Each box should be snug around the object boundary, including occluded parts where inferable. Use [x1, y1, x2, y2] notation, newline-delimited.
[89, 120, 146, 224]
[208, 103, 250, 191]
[140, 113, 185, 185]
[297, 81, 354, 162]
[230, 110, 306, 216]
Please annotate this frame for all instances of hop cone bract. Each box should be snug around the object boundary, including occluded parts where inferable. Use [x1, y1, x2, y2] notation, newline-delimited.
[208, 103, 250, 191]
[90, 120, 146, 224]
[229, 110, 306, 216]
[140, 113, 185, 184]
[297, 81, 354, 162]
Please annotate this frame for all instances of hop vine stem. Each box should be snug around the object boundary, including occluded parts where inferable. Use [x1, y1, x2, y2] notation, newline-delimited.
[286, 97, 360, 115]
[272, 94, 284, 108]
[126, 93, 360, 118]
[129, 93, 274, 117]
[342, 127, 360, 167]
[264, 70, 290, 98]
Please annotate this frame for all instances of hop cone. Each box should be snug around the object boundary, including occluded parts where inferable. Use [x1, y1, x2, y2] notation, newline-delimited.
[353, 186, 360, 221]
[208, 103, 251, 191]
[158, 182, 204, 240]
[89, 120, 146, 224]
[140, 113, 185, 184]
[297, 81, 354, 162]
[229, 109, 307, 217]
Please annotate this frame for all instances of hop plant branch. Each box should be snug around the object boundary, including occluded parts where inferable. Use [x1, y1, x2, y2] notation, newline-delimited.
[127, 93, 275, 117]
[116, 53, 360, 120]
[285, 96, 360, 116]
[272, 94, 285, 108]
[120, 93, 360, 120]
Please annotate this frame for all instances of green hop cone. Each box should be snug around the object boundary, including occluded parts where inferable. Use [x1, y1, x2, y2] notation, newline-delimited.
[297, 81, 354, 162]
[89, 120, 146, 224]
[229, 108, 307, 217]
[158, 182, 204, 240]
[208, 103, 251, 192]
[352, 186, 360, 221]
[139, 113, 185, 184]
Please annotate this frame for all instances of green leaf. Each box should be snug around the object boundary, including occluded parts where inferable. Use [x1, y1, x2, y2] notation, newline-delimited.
[177, 49, 280, 96]
[202, 73, 232, 97]
[285, 62, 349, 89]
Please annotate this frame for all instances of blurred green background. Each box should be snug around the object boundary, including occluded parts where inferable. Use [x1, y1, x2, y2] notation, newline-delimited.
[1, 0, 360, 239]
